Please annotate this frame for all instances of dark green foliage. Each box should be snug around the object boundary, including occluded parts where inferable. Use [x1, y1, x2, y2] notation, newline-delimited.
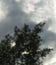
[0, 22, 52, 65]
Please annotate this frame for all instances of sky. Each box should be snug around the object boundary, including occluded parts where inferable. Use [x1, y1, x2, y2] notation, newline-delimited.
[0, 0, 56, 65]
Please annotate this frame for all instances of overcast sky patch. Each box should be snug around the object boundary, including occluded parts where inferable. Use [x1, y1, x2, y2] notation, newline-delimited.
[0, 0, 56, 65]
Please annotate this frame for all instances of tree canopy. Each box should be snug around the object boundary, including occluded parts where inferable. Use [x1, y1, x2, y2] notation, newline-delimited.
[0, 22, 52, 65]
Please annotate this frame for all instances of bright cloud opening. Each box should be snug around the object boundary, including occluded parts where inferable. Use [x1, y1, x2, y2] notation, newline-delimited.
[10, 41, 16, 47]
[22, 51, 29, 55]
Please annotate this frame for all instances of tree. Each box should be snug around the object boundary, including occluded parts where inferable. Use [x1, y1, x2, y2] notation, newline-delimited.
[0, 22, 53, 65]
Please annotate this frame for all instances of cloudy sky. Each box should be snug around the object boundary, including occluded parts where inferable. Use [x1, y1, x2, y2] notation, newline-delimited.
[0, 0, 56, 65]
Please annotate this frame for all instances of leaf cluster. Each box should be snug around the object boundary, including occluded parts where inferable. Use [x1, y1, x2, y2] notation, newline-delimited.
[0, 23, 52, 65]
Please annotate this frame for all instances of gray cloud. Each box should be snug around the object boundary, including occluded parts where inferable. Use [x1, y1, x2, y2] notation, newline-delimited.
[0, 0, 35, 39]
[0, 0, 56, 65]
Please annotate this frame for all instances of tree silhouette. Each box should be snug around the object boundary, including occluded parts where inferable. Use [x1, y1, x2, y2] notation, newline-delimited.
[0, 22, 53, 65]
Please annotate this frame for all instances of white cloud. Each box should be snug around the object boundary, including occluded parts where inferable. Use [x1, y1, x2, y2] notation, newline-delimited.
[21, 0, 54, 23]
[43, 51, 56, 65]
